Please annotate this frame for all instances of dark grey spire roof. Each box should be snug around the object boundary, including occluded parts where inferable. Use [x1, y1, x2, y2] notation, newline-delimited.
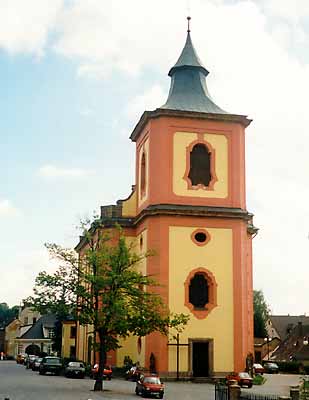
[161, 32, 227, 114]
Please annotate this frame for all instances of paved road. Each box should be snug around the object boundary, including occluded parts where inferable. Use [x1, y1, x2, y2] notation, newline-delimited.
[245, 373, 301, 396]
[0, 361, 215, 400]
[0, 361, 302, 400]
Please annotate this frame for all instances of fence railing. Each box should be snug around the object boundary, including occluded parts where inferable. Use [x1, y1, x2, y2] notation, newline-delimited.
[215, 384, 229, 400]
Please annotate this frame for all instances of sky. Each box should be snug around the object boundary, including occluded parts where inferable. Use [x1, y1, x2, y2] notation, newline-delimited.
[1, 0, 309, 315]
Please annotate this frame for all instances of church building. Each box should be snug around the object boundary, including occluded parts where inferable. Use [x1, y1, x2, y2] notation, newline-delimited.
[76, 20, 257, 378]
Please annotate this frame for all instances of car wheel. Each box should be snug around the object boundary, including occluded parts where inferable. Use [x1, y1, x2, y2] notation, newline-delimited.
[159, 394, 164, 399]
[248, 384, 252, 388]
[39, 370, 45, 375]
[142, 390, 148, 398]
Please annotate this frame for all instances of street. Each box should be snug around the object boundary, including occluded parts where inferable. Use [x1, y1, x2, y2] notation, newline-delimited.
[0, 361, 302, 400]
[0, 361, 215, 400]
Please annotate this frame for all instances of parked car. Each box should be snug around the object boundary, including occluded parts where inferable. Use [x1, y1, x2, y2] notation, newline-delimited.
[226, 372, 253, 388]
[253, 363, 264, 375]
[135, 374, 164, 398]
[39, 356, 63, 375]
[32, 357, 43, 371]
[91, 363, 112, 380]
[263, 362, 279, 374]
[26, 355, 37, 369]
[16, 354, 26, 364]
[65, 361, 85, 379]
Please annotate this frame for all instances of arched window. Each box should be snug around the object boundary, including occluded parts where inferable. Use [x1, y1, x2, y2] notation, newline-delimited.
[140, 152, 146, 197]
[188, 143, 211, 187]
[189, 273, 209, 309]
[184, 268, 217, 319]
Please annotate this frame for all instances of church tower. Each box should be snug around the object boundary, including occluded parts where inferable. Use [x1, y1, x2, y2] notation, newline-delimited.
[76, 19, 257, 378]
[128, 20, 257, 377]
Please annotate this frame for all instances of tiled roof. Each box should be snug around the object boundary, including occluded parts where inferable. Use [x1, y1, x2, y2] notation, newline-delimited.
[270, 315, 309, 340]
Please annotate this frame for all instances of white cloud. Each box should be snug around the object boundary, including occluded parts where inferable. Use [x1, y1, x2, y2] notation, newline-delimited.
[126, 84, 166, 122]
[0, 0, 64, 56]
[38, 164, 94, 179]
[0, 199, 20, 217]
[2, 248, 61, 306]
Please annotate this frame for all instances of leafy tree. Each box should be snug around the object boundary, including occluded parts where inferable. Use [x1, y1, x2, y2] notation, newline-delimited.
[253, 290, 270, 338]
[25, 245, 78, 354]
[27, 222, 189, 391]
[0, 303, 19, 328]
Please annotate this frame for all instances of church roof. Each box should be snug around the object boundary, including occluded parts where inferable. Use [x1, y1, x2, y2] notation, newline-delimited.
[161, 25, 227, 114]
[168, 31, 208, 77]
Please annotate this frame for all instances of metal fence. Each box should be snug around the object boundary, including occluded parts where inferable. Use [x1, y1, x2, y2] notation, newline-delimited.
[215, 384, 229, 400]
[240, 393, 280, 400]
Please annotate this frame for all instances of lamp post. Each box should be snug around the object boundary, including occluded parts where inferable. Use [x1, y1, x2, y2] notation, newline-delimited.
[264, 337, 271, 360]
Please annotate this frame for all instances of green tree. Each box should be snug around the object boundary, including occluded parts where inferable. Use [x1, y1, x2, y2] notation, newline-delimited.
[27, 222, 189, 391]
[0, 303, 19, 328]
[253, 290, 270, 338]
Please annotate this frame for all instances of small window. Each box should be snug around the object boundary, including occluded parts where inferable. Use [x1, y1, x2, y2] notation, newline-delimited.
[48, 329, 55, 339]
[188, 143, 211, 187]
[195, 232, 207, 243]
[32, 317, 37, 324]
[70, 326, 77, 339]
[140, 152, 146, 197]
[189, 273, 209, 309]
[140, 235, 143, 251]
[137, 337, 142, 354]
[70, 346, 76, 358]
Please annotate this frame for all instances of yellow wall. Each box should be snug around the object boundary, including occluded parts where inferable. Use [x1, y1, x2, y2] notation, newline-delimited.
[173, 132, 228, 198]
[122, 190, 137, 217]
[117, 231, 147, 367]
[138, 137, 149, 207]
[61, 322, 76, 358]
[169, 226, 234, 373]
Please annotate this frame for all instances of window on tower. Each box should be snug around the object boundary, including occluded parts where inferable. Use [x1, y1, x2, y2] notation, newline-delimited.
[189, 273, 209, 309]
[140, 152, 146, 197]
[185, 268, 217, 319]
[188, 143, 211, 187]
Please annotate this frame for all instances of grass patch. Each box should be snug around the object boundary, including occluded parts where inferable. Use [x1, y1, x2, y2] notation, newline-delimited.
[253, 374, 266, 385]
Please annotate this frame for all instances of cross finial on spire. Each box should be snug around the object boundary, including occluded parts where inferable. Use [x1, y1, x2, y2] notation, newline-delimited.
[187, 16, 191, 33]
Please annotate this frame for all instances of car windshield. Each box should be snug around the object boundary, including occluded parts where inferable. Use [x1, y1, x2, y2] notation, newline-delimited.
[36, 358, 43, 363]
[266, 363, 277, 367]
[69, 362, 84, 367]
[45, 358, 61, 364]
[239, 373, 250, 378]
[144, 377, 161, 384]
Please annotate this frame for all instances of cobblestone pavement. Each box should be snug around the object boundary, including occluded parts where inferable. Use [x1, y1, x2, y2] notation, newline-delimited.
[0, 361, 215, 400]
[245, 373, 301, 396]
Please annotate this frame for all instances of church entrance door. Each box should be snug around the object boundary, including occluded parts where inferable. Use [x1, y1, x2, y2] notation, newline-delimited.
[192, 341, 209, 377]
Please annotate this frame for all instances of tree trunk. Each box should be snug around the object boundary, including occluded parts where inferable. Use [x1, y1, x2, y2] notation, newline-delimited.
[93, 329, 107, 391]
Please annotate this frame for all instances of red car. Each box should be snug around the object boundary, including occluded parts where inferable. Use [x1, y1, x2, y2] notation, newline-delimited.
[226, 372, 253, 388]
[91, 363, 112, 380]
[253, 363, 264, 375]
[135, 374, 164, 398]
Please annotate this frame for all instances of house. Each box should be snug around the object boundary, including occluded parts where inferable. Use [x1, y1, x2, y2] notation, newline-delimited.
[4, 318, 21, 358]
[75, 19, 257, 378]
[15, 314, 57, 356]
[61, 319, 77, 359]
[270, 319, 309, 363]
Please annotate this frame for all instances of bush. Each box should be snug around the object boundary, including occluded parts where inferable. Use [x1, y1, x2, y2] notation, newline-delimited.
[253, 375, 266, 385]
[273, 361, 300, 374]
